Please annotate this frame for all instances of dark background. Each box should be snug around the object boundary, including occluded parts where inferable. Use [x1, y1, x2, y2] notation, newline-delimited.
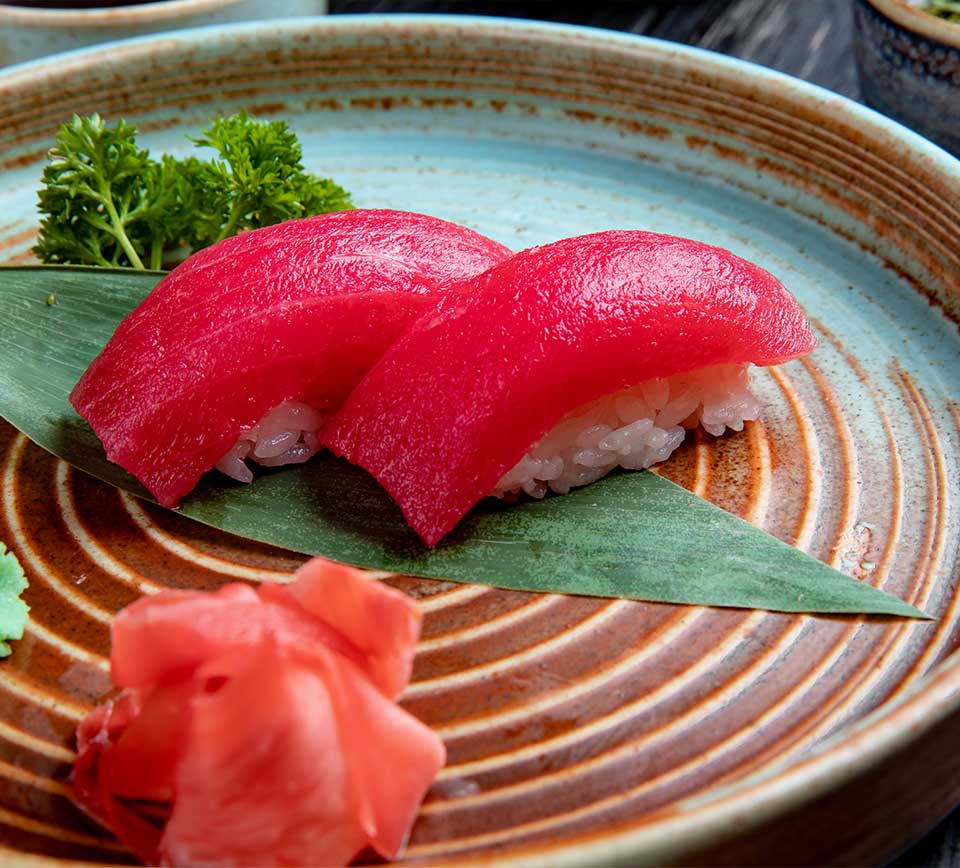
[326, 1, 957, 865]
[330, 0, 860, 95]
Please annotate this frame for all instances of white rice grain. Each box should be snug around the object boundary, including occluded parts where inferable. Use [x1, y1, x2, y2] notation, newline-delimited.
[215, 401, 327, 483]
[493, 363, 760, 499]
[216, 365, 761, 500]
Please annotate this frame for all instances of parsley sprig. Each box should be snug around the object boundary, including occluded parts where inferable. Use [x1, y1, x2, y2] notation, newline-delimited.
[0, 542, 29, 658]
[34, 112, 353, 270]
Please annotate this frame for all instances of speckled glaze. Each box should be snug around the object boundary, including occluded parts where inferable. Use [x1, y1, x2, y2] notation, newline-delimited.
[855, 0, 960, 156]
[0, 0, 327, 69]
[0, 16, 958, 867]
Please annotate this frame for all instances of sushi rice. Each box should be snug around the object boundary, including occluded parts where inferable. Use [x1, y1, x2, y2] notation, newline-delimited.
[493, 363, 758, 499]
[215, 402, 327, 483]
[216, 363, 759, 499]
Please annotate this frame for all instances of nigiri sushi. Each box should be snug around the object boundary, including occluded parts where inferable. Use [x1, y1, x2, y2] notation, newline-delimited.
[324, 231, 818, 546]
[70, 209, 511, 506]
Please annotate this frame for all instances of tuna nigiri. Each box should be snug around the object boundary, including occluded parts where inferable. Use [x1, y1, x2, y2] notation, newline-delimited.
[324, 231, 818, 546]
[70, 209, 511, 507]
[72, 557, 445, 868]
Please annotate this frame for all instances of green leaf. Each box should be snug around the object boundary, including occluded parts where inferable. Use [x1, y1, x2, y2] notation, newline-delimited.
[0, 543, 29, 657]
[0, 266, 928, 619]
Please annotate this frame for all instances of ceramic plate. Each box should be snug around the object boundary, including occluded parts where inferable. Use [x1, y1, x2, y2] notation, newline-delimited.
[0, 16, 958, 867]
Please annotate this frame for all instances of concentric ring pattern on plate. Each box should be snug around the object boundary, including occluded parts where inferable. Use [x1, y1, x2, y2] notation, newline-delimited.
[0, 16, 958, 867]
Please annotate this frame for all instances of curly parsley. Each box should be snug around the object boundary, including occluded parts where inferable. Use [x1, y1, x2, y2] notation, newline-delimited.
[34, 112, 353, 270]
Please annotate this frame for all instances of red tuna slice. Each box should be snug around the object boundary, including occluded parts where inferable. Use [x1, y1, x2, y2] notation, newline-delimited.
[70, 209, 512, 507]
[324, 231, 818, 546]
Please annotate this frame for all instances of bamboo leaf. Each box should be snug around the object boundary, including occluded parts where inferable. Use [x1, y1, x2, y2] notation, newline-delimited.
[0, 266, 927, 618]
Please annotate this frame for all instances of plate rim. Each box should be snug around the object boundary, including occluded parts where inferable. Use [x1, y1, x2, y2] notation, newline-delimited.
[0, 10, 956, 175]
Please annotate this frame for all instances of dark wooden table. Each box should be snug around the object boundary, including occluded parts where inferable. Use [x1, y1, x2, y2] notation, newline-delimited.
[326, 2, 959, 865]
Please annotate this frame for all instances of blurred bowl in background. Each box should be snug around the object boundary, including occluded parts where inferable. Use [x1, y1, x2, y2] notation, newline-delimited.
[0, 0, 327, 68]
[854, 0, 960, 156]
